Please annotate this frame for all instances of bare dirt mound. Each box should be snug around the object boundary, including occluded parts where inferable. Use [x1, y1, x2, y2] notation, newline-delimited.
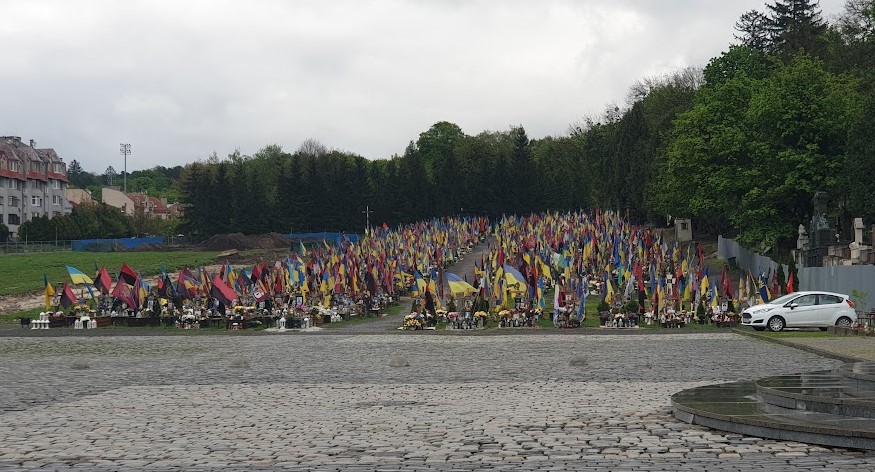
[200, 232, 291, 251]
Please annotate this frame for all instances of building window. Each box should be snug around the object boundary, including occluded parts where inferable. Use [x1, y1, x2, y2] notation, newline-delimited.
[0, 214, 3, 224]
[8, 160, 19, 172]
[31, 196, 42, 207]
[9, 196, 19, 207]
[51, 179, 60, 189]
[31, 212, 40, 219]
[8, 214, 20, 225]
[52, 195, 61, 205]
[0, 196, 3, 206]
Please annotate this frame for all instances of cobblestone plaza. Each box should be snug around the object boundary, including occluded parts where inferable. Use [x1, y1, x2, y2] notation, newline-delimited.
[1, 332, 874, 471]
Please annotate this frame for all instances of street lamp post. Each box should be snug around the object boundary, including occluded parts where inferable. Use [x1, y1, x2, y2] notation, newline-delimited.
[119, 143, 131, 193]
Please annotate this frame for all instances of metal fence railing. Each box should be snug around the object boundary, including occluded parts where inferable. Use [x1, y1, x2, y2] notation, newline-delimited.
[0, 240, 74, 253]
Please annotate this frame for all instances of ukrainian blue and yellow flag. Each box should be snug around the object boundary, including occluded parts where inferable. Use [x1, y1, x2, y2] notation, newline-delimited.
[66, 266, 93, 285]
[446, 272, 477, 296]
[502, 264, 528, 293]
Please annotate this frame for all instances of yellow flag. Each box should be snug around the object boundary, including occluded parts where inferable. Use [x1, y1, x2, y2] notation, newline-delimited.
[539, 260, 553, 281]
[45, 282, 55, 311]
[606, 279, 615, 305]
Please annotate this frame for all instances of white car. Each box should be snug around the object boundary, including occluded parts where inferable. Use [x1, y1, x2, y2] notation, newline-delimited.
[741, 291, 857, 332]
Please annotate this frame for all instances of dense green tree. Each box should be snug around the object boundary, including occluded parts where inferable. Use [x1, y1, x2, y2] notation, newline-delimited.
[703, 45, 778, 85]
[657, 51, 860, 249]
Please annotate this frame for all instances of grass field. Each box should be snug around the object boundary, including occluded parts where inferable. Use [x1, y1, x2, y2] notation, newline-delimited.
[0, 307, 41, 324]
[0, 251, 220, 297]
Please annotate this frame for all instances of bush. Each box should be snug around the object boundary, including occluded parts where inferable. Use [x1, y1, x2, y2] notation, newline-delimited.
[0, 222, 8, 242]
[597, 299, 610, 312]
[623, 299, 639, 314]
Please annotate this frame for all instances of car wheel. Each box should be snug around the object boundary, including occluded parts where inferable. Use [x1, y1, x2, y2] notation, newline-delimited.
[767, 316, 785, 332]
[753, 327, 765, 331]
[836, 317, 853, 328]
[819, 327, 828, 331]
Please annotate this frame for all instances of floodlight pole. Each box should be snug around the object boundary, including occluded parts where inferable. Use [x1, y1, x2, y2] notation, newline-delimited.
[119, 143, 131, 193]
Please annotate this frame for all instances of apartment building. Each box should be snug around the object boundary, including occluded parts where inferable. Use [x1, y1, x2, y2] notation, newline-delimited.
[0, 136, 72, 239]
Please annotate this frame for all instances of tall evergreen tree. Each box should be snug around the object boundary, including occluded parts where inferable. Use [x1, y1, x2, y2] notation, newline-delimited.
[766, 0, 828, 58]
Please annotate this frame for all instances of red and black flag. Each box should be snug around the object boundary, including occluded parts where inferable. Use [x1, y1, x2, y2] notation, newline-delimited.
[60, 281, 77, 309]
[364, 269, 378, 296]
[94, 265, 113, 295]
[210, 274, 237, 306]
[119, 263, 138, 286]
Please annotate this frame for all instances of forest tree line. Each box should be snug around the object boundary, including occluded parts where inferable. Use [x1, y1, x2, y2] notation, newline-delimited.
[50, 1, 875, 260]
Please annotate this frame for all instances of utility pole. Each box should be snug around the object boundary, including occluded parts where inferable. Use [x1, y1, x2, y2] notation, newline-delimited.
[119, 143, 131, 193]
[362, 206, 373, 234]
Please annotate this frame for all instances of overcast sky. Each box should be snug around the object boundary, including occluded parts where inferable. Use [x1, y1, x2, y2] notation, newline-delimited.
[1, 0, 846, 173]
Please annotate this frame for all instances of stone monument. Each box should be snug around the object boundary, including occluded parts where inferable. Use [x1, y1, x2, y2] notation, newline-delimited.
[849, 218, 871, 264]
[802, 192, 836, 267]
[675, 218, 692, 242]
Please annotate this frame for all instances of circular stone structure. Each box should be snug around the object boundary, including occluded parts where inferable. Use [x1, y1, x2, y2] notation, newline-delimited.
[673, 361, 875, 450]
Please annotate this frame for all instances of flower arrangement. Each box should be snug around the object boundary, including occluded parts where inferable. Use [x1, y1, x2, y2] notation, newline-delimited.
[499, 309, 511, 318]
[403, 314, 421, 329]
[474, 311, 487, 319]
[448, 312, 459, 320]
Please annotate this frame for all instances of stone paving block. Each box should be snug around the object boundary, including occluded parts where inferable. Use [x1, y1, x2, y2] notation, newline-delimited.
[0, 333, 874, 470]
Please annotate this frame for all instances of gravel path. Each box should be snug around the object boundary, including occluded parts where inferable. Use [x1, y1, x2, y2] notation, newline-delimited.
[0, 332, 873, 471]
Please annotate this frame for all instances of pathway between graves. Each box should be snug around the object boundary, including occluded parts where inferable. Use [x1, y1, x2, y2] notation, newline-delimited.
[327, 239, 492, 335]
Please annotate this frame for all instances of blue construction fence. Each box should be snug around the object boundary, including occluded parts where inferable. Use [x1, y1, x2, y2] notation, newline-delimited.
[286, 232, 360, 246]
[72, 237, 165, 252]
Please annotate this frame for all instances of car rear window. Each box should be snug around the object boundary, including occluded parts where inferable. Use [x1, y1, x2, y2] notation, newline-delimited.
[818, 294, 842, 305]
